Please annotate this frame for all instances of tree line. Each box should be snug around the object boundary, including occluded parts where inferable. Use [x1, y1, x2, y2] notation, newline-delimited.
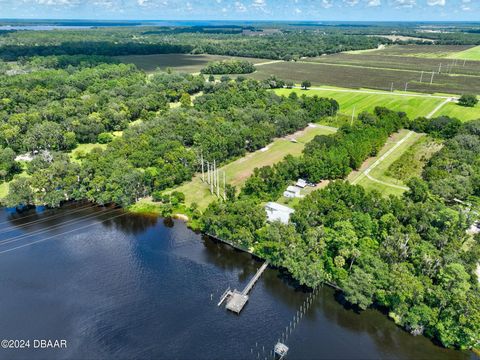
[200, 60, 256, 75]
[0, 27, 386, 61]
[2, 78, 338, 208]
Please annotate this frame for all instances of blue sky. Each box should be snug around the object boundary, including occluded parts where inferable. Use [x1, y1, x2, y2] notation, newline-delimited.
[0, 0, 478, 21]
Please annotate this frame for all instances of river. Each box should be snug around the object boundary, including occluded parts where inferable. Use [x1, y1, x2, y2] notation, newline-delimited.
[0, 203, 476, 360]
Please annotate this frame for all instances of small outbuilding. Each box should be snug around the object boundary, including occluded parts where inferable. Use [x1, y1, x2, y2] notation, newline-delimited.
[296, 179, 307, 188]
[265, 202, 295, 224]
[283, 185, 301, 198]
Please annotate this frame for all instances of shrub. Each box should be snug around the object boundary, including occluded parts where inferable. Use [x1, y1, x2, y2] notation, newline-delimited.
[458, 94, 478, 107]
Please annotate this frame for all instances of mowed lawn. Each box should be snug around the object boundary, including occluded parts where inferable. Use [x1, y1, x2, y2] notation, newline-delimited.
[274, 88, 445, 119]
[348, 130, 423, 197]
[116, 53, 267, 73]
[437, 101, 480, 122]
[173, 124, 337, 210]
[448, 46, 480, 61]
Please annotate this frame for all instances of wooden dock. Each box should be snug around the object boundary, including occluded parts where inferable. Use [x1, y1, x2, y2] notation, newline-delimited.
[218, 261, 269, 314]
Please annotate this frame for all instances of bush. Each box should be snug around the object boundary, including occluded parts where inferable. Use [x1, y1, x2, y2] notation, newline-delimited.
[152, 191, 163, 202]
[458, 94, 478, 107]
[97, 132, 114, 144]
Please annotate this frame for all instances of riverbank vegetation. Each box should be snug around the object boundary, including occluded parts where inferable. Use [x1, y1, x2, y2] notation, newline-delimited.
[201, 114, 480, 350]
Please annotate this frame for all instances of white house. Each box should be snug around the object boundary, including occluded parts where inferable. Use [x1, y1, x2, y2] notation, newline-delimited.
[283, 185, 301, 198]
[296, 179, 307, 188]
[265, 202, 295, 224]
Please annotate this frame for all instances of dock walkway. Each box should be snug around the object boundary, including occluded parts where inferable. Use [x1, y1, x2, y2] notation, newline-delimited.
[218, 261, 269, 314]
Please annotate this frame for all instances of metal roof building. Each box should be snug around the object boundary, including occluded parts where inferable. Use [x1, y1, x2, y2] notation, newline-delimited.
[265, 202, 295, 224]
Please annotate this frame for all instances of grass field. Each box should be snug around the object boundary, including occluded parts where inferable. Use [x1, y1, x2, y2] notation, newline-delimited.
[448, 46, 480, 61]
[172, 124, 337, 210]
[274, 88, 446, 119]
[69, 143, 107, 162]
[116, 54, 266, 73]
[348, 130, 423, 197]
[0, 181, 9, 199]
[250, 60, 479, 95]
[437, 101, 480, 122]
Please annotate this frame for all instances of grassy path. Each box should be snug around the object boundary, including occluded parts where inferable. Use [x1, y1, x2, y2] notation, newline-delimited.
[348, 130, 423, 196]
[426, 97, 454, 118]
[172, 124, 337, 210]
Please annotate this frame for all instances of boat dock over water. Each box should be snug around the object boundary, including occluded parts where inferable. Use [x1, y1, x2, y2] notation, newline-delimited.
[218, 261, 269, 314]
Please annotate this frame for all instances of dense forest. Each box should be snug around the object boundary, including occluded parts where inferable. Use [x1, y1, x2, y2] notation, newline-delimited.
[2, 75, 338, 208]
[0, 27, 387, 61]
[201, 113, 480, 350]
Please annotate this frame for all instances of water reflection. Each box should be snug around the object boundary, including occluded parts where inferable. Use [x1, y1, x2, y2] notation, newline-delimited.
[0, 206, 476, 360]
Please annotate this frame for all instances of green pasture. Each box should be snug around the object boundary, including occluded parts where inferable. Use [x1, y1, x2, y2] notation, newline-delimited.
[448, 46, 480, 61]
[172, 125, 337, 210]
[436, 101, 480, 122]
[274, 88, 445, 119]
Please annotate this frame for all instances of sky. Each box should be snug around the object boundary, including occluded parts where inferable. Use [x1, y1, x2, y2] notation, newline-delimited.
[0, 0, 478, 21]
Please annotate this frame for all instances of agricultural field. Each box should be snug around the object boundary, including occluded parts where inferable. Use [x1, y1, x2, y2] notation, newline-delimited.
[274, 88, 446, 119]
[250, 60, 480, 95]
[447, 45, 480, 61]
[436, 101, 480, 122]
[348, 130, 424, 197]
[365, 44, 474, 58]
[171, 124, 337, 210]
[305, 52, 480, 76]
[116, 53, 266, 73]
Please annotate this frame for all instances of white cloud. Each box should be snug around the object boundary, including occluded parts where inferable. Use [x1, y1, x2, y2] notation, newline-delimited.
[367, 0, 381, 6]
[252, 0, 265, 6]
[321, 0, 333, 9]
[392, 0, 416, 8]
[427, 0, 446, 6]
[235, 1, 247, 12]
[344, 0, 359, 5]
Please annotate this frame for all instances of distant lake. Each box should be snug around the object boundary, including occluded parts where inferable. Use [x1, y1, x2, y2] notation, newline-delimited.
[0, 25, 93, 30]
[0, 204, 476, 360]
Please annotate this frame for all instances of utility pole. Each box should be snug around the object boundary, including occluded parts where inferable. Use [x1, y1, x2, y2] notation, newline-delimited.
[430, 71, 435, 85]
[420, 71, 424, 83]
[390, 82, 394, 92]
[438, 63, 442, 73]
[207, 161, 210, 184]
[213, 159, 216, 189]
[351, 105, 356, 126]
[217, 168, 220, 198]
[463, 59, 466, 67]
[405, 82, 408, 92]
[201, 153, 204, 182]
[210, 164, 214, 194]
[223, 171, 226, 201]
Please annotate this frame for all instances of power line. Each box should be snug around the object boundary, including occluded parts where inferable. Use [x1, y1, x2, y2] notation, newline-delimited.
[0, 211, 128, 255]
[0, 207, 120, 247]
[0, 203, 96, 235]
[0, 201, 89, 226]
